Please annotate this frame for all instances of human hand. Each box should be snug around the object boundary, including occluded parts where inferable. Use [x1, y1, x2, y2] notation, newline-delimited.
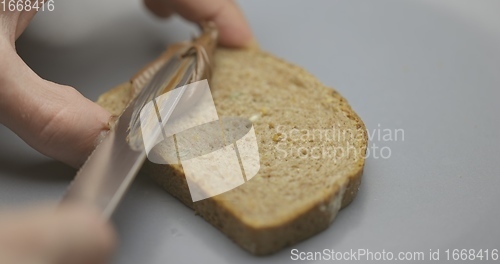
[0, 205, 116, 264]
[144, 0, 254, 47]
[0, 9, 114, 168]
[0, 0, 253, 168]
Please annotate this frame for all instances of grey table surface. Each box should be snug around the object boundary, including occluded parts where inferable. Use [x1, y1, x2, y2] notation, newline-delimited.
[1, 0, 499, 263]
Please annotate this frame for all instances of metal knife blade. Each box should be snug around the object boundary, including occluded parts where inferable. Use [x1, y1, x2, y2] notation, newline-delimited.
[61, 51, 196, 219]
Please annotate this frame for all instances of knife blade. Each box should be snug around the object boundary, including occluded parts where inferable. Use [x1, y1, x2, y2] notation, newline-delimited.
[60, 55, 193, 219]
[60, 22, 217, 218]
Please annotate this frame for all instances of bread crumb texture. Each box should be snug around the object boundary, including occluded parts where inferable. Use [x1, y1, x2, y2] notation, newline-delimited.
[97, 48, 367, 255]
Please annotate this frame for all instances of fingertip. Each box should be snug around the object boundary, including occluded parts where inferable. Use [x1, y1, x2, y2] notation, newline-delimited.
[56, 205, 117, 263]
[208, 1, 255, 48]
[165, 0, 255, 48]
[65, 93, 113, 168]
[143, 0, 174, 18]
[216, 23, 255, 48]
[0, 205, 116, 264]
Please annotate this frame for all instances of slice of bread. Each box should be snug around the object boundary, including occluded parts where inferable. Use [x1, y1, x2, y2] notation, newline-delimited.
[97, 48, 367, 255]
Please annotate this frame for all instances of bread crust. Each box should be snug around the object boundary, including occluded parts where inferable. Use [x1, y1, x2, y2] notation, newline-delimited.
[143, 163, 363, 255]
[97, 48, 367, 255]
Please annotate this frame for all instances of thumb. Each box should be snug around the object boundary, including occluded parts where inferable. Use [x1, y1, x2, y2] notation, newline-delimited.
[0, 205, 116, 264]
[0, 46, 112, 168]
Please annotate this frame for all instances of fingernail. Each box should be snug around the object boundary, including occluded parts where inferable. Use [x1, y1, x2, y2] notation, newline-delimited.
[107, 115, 119, 130]
[94, 115, 118, 148]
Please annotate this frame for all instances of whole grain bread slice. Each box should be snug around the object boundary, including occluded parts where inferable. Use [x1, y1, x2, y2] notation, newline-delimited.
[96, 48, 367, 255]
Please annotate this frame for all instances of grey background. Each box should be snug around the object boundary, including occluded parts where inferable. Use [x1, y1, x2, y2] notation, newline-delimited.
[1, 0, 499, 263]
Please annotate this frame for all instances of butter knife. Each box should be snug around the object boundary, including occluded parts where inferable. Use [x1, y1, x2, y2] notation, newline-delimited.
[60, 23, 217, 219]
